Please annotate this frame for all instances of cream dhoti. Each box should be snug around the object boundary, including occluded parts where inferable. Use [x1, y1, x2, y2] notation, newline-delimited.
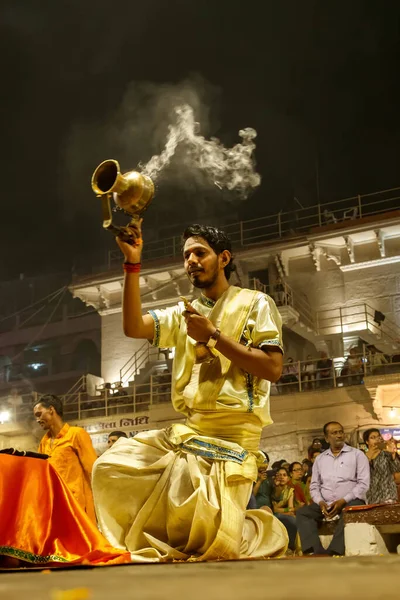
[92, 423, 288, 562]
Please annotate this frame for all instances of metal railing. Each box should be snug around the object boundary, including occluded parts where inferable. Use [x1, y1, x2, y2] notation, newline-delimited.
[119, 341, 160, 385]
[108, 186, 400, 269]
[2, 349, 399, 425]
[275, 348, 400, 395]
[252, 278, 316, 332]
[252, 275, 400, 348]
[317, 303, 400, 346]
[62, 370, 172, 420]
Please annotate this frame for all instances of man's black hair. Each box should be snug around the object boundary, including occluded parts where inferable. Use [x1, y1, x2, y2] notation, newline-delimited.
[323, 421, 343, 437]
[34, 394, 63, 418]
[182, 224, 235, 280]
[108, 431, 128, 439]
[363, 428, 380, 445]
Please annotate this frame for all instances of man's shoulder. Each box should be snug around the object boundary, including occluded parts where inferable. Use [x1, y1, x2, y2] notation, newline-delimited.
[318, 448, 330, 458]
[240, 287, 276, 308]
[69, 425, 89, 438]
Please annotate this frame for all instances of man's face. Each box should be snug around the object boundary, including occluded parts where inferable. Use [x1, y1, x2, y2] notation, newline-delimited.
[325, 423, 345, 451]
[33, 403, 54, 430]
[108, 436, 119, 448]
[183, 237, 227, 289]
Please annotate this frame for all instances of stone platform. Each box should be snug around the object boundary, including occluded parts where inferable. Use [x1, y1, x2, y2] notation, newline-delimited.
[1, 555, 400, 600]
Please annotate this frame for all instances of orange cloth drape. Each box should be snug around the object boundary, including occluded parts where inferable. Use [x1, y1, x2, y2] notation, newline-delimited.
[0, 454, 131, 566]
[38, 423, 98, 523]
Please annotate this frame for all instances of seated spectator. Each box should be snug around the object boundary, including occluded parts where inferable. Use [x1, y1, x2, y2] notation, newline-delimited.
[302, 459, 313, 484]
[252, 451, 273, 512]
[296, 421, 369, 556]
[368, 347, 388, 375]
[272, 467, 297, 551]
[108, 430, 128, 449]
[345, 348, 363, 385]
[289, 461, 311, 508]
[363, 429, 400, 504]
[302, 356, 317, 390]
[316, 352, 333, 388]
[279, 358, 298, 393]
[310, 450, 321, 463]
[273, 277, 286, 306]
[272, 468, 295, 515]
[307, 438, 322, 459]
[271, 459, 288, 471]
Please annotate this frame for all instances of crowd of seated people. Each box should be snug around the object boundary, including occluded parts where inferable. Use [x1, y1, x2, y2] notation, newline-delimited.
[252, 424, 400, 556]
[276, 347, 395, 394]
[277, 352, 333, 393]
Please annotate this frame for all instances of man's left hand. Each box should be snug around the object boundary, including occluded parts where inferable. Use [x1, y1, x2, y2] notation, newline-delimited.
[327, 498, 346, 517]
[183, 304, 216, 343]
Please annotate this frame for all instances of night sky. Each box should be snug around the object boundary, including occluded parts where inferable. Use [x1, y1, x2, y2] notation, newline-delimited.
[1, 0, 400, 279]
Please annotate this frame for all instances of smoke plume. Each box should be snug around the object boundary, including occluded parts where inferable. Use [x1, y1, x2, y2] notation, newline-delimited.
[142, 104, 261, 195]
[60, 76, 261, 222]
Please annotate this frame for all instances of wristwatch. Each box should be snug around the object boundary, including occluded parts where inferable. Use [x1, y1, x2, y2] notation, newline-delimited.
[206, 328, 221, 348]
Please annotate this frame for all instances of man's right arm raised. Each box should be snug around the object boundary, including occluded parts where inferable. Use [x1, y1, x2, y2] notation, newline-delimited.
[117, 219, 155, 341]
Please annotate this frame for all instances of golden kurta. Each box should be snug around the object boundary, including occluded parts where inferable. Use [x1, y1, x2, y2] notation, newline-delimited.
[38, 423, 97, 523]
[93, 286, 288, 561]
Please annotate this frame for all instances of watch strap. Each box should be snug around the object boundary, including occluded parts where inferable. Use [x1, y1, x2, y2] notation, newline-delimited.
[206, 328, 221, 348]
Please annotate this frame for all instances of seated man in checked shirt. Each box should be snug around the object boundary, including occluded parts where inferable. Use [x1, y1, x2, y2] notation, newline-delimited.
[296, 421, 370, 556]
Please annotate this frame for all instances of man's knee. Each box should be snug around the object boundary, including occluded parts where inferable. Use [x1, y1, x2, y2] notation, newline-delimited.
[296, 504, 316, 518]
[296, 505, 308, 518]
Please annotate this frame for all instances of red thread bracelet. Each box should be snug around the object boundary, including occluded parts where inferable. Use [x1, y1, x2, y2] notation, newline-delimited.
[123, 262, 141, 274]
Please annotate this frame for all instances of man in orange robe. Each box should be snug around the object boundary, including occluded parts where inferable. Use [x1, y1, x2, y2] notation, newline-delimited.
[35, 394, 98, 523]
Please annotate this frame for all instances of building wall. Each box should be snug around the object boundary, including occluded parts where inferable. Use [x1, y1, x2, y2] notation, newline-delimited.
[281, 327, 318, 362]
[0, 432, 38, 452]
[288, 261, 400, 327]
[101, 312, 144, 384]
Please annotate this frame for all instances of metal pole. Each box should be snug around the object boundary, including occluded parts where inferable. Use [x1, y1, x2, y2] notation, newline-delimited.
[298, 361, 302, 392]
[318, 203, 322, 227]
[78, 392, 81, 420]
[278, 212, 282, 238]
[362, 343, 367, 378]
[239, 221, 244, 246]
[332, 361, 337, 388]
[358, 194, 362, 219]
[105, 389, 108, 417]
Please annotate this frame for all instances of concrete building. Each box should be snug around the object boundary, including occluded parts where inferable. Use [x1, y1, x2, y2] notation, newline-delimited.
[0, 272, 101, 451]
[2, 187, 400, 460]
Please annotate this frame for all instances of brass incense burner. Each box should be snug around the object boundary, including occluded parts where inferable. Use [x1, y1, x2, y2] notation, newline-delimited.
[91, 159, 155, 243]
